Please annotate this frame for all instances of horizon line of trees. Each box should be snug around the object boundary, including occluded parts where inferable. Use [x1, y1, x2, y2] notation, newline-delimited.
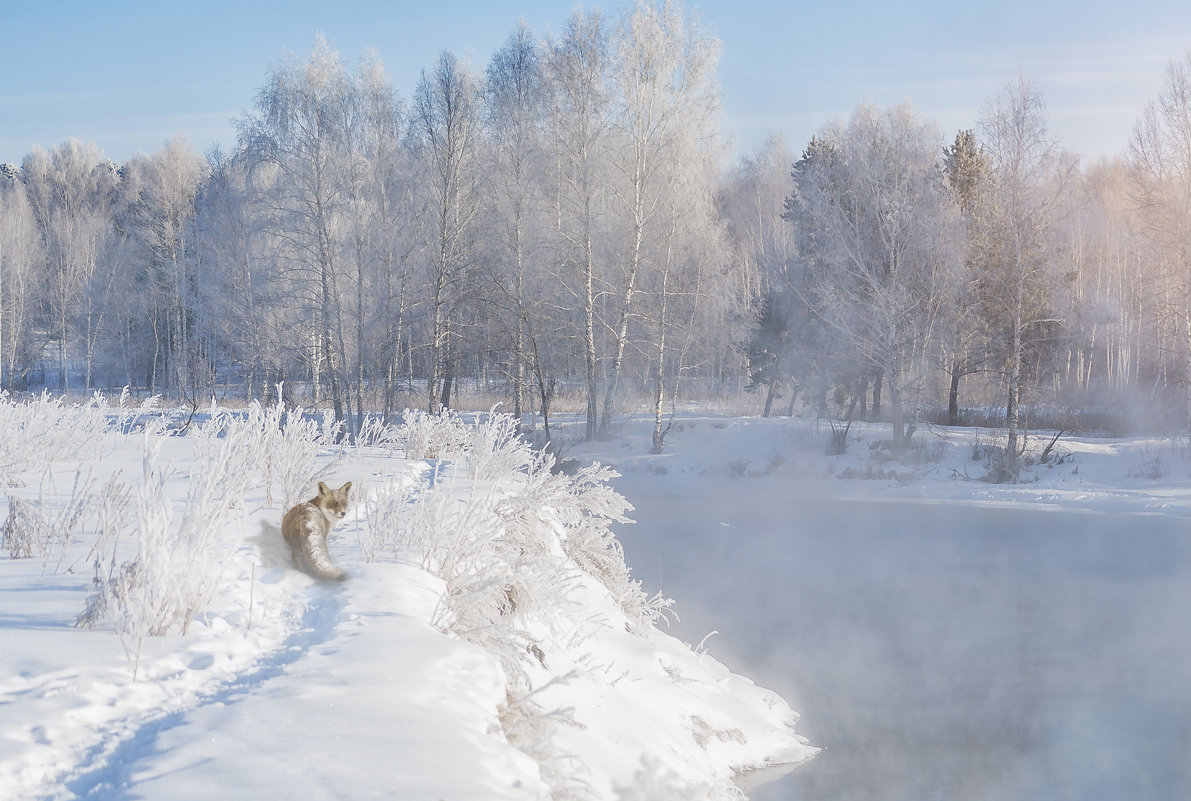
[3, 2, 1191, 450]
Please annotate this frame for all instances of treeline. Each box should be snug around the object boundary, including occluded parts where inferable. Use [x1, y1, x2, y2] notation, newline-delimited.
[1, 2, 1191, 447]
[747, 66, 1191, 450]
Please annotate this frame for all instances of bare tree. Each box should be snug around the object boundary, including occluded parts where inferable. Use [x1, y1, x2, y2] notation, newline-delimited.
[600, 0, 722, 438]
[543, 9, 612, 441]
[411, 50, 483, 413]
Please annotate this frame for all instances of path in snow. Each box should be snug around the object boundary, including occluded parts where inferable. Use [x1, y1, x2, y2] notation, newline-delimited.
[64, 590, 346, 799]
[65, 563, 547, 801]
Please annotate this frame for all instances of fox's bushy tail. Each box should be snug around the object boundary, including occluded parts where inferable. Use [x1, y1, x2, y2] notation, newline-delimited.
[300, 536, 349, 582]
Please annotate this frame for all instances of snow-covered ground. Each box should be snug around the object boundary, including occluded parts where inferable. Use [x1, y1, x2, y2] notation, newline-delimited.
[4, 399, 1191, 800]
[0, 399, 816, 801]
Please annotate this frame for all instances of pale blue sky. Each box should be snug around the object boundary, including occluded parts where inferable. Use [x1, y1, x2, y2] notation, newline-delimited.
[2, 0, 1189, 166]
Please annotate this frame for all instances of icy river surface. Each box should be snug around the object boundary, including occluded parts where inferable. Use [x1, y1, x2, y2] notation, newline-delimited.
[616, 478, 1191, 801]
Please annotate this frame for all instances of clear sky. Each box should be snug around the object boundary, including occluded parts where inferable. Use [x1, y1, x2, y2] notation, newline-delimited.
[3, 0, 1190, 167]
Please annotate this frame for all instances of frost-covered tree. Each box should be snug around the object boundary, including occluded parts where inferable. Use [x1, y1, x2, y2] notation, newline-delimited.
[941, 129, 996, 425]
[542, 9, 613, 441]
[483, 22, 548, 425]
[238, 36, 358, 422]
[122, 138, 209, 399]
[411, 50, 484, 413]
[20, 140, 118, 391]
[978, 76, 1069, 460]
[601, 0, 722, 439]
[354, 55, 417, 423]
[195, 148, 283, 401]
[0, 171, 44, 390]
[722, 137, 813, 415]
[786, 103, 961, 445]
[1130, 51, 1191, 430]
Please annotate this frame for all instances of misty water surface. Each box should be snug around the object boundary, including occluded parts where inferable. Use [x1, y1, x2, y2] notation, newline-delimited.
[616, 477, 1191, 801]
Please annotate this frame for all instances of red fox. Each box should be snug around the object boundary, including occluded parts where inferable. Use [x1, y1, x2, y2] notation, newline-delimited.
[281, 481, 352, 582]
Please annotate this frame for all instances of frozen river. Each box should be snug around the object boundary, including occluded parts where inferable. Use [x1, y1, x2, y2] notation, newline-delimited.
[616, 477, 1191, 801]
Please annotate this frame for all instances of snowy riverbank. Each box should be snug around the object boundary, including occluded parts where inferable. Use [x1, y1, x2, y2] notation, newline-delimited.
[0, 398, 817, 800]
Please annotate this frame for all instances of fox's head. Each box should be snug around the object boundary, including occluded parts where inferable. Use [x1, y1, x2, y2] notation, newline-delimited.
[316, 481, 352, 520]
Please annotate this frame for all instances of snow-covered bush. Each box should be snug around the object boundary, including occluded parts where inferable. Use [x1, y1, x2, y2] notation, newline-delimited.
[359, 476, 423, 563]
[103, 388, 170, 438]
[3, 471, 92, 568]
[370, 459, 565, 666]
[79, 427, 256, 675]
[468, 407, 534, 480]
[0, 391, 111, 483]
[195, 398, 339, 509]
[391, 408, 471, 460]
[499, 675, 591, 800]
[509, 454, 672, 632]
[360, 413, 679, 793]
[355, 414, 401, 449]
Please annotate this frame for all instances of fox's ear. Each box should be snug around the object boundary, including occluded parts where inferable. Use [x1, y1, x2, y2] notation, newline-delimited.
[340, 481, 352, 495]
[317, 482, 330, 496]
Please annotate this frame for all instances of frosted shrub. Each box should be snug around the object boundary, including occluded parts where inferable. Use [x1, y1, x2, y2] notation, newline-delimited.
[196, 398, 339, 509]
[392, 408, 471, 461]
[0, 391, 111, 483]
[359, 477, 423, 563]
[382, 467, 568, 680]
[81, 432, 247, 676]
[190, 404, 268, 511]
[469, 407, 534, 481]
[103, 388, 169, 438]
[500, 677, 592, 800]
[356, 414, 400, 449]
[513, 455, 672, 631]
[2, 470, 95, 564]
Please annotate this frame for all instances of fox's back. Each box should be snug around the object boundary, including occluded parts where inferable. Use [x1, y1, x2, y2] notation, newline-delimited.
[281, 500, 329, 546]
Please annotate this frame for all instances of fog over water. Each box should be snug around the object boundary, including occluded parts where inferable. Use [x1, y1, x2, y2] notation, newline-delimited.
[616, 477, 1191, 800]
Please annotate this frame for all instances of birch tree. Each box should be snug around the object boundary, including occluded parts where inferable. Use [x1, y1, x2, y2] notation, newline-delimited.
[411, 50, 482, 413]
[600, 0, 721, 437]
[543, 9, 612, 441]
[978, 76, 1068, 462]
[238, 36, 355, 421]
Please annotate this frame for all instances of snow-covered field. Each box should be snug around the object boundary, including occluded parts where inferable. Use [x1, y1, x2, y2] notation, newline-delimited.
[4, 396, 1191, 800]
